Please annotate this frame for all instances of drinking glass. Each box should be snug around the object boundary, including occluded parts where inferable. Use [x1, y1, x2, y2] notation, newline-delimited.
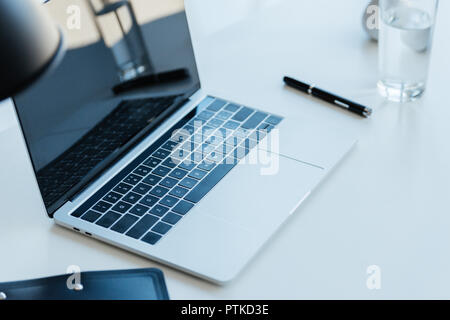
[378, 0, 438, 102]
[89, 0, 153, 82]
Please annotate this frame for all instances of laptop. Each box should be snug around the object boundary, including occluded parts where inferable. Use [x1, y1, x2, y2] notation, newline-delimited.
[10, 2, 356, 283]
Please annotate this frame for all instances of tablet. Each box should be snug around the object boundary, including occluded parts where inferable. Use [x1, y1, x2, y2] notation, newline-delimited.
[0, 268, 169, 300]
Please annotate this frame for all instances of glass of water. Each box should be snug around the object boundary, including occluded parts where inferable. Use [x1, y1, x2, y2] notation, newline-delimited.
[89, 0, 153, 82]
[378, 0, 438, 102]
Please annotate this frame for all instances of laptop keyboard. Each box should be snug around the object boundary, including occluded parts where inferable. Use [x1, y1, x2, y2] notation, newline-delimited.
[37, 95, 181, 208]
[70, 96, 283, 245]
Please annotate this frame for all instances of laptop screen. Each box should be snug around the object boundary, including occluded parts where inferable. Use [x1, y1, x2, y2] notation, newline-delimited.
[12, 0, 200, 215]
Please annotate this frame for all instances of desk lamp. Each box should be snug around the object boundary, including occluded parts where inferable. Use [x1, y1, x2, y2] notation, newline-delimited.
[0, 0, 64, 101]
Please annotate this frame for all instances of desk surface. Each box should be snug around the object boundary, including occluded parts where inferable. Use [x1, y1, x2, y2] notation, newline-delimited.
[1, 0, 450, 299]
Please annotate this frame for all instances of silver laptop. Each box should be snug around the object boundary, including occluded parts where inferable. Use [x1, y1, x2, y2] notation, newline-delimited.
[11, 3, 356, 283]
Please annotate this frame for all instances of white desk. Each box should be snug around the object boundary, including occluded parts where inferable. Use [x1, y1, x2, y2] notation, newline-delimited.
[1, 0, 450, 299]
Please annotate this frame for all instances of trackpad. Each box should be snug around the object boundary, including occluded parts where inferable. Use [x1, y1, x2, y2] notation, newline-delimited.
[193, 149, 324, 234]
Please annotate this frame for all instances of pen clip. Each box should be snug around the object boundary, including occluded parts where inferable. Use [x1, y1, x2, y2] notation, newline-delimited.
[334, 100, 349, 109]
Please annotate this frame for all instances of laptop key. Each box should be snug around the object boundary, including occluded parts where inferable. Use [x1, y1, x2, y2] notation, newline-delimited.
[96, 211, 121, 228]
[132, 183, 151, 195]
[122, 192, 142, 204]
[197, 96, 214, 109]
[141, 232, 162, 245]
[111, 201, 132, 214]
[81, 210, 102, 223]
[206, 134, 223, 147]
[129, 204, 149, 217]
[162, 158, 177, 168]
[179, 160, 196, 171]
[225, 135, 242, 147]
[197, 161, 215, 172]
[248, 131, 258, 141]
[162, 212, 183, 225]
[181, 141, 198, 153]
[233, 146, 248, 159]
[206, 99, 226, 111]
[242, 138, 258, 150]
[201, 125, 215, 136]
[111, 214, 139, 233]
[160, 177, 178, 188]
[255, 129, 267, 141]
[223, 156, 239, 165]
[201, 143, 215, 155]
[159, 195, 179, 208]
[123, 174, 142, 185]
[232, 106, 254, 122]
[184, 163, 236, 203]
[150, 204, 169, 217]
[152, 222, 172, 235]
[152, 148, 171, 159]
[216, 110, 233, 120]
[179, 177, 198, 189]
[152, 165, 171, 177]
[143, 157, 161, 168]
[103, 191, 122, 204]
[161, 140, 178, 151]
[192, 132, 204, 144]
[133, 165, 152, 176]
[71, 209, 85, 218]
[216, 127, 233, 139]
[142, 174, 161, 186]
[224, 103, 240, 112]
[265, 115, 283, 125]
[223, 120, 240, 130]
[169, 186, 189, 198]
[215, 143, 233, 156]
[188, 169, 207, 180]
[208, 118, 224, 128]
[241, 111, 268, 130]
[172, 200, 195, 215]
[169, 168, 188, 180]
[140, 195, 159, 207]
[182, 125, 195, 135]
[171, 147, 188, 162]
[189, 118, 206, 128]
[197, 110, 215, 120]
[258, 122, 274, 133]
[93, 201, 112, 213]
[126, 214, 159, 239]
[235, 127, 250, 138]
[149, 185, 170, 197]
[113, 183, 133, 194]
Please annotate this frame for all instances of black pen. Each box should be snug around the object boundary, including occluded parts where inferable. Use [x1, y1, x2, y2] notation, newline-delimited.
[283, 76, 372, 118]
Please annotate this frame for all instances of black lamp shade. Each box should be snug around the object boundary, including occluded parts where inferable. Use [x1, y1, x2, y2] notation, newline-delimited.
[0, 0, 62, 100]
